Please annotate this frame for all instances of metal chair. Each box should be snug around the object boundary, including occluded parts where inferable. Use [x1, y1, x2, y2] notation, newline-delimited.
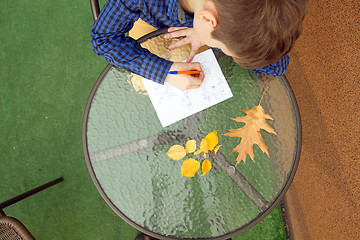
[90, 0, 100, 22]
[0, 177, 63, 240]
[0, 217, 35, 240]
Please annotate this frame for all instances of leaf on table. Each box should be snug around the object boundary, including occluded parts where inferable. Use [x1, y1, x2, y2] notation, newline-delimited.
[201, 159, 212, 176]
[194, 130, 221, 161]
[200, 138, 209, 153]
[167, 131, 221, 177]
[185, 140, 196, 154]
[167, 145, 186, 160]
[224, 105, 276, 165]
[181, 158, 200, 177]
[214, 145, 222, 154]
[205, 131, 219, 151]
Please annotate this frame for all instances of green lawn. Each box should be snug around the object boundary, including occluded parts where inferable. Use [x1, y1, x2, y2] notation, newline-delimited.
[0, 0, 286, 239]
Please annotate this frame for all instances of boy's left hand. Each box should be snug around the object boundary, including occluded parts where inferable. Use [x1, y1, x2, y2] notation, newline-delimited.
[164, 27, 204, 63]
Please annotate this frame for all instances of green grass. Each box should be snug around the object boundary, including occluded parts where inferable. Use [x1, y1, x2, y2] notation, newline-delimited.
[0, 0, 286, 239]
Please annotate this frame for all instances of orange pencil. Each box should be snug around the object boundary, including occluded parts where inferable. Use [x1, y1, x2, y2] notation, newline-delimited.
[168, 70, 201, 75]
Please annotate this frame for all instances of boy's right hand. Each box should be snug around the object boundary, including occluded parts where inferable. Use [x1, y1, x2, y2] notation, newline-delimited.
[165, 62, 204, 91]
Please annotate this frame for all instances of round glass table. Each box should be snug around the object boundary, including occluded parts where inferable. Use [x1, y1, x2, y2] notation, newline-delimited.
[83, 34, 301, 240]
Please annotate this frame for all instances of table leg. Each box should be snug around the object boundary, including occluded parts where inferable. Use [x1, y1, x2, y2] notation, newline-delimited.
[134, 233, 159, 240]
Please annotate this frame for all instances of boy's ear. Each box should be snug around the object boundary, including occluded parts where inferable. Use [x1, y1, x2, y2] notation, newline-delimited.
[197, 10, 218, 28]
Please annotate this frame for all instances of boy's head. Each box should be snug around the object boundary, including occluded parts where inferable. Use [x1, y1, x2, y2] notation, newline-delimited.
[192, 0, 309, 68]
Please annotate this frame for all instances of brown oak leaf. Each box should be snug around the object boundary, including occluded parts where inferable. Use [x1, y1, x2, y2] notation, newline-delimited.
[224, 104, 277, 165]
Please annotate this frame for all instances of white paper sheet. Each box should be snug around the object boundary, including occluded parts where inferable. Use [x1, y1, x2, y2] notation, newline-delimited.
[142, 49, 233, 127]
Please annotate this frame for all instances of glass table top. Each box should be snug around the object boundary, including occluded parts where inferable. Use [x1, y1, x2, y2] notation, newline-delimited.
[83, 37, 301, 240]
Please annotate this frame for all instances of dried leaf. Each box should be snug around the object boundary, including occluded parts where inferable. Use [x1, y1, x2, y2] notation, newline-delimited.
[185, 140, 196, 154]
[167, 145, 186, 160]
[224, 105, 276, 165]
[201, 159, 212, 176]
[205, 131, 218, 151]
[181, 158, 200, 177]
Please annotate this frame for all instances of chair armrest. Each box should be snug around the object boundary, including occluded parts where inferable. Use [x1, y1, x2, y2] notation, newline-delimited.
[90, 0, 100, 22]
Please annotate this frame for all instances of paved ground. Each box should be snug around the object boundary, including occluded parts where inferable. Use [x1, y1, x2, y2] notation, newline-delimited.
[283, 0, 359, 239]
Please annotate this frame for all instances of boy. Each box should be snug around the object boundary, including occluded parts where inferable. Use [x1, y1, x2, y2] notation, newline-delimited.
[91, 0, 308, 91]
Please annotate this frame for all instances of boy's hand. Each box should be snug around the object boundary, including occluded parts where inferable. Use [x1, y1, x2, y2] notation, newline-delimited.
[165, 62, 204, 91]
[164, 27, 204, 63]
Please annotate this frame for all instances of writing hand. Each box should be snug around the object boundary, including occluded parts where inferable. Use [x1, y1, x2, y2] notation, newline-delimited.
[164, 27, 204, 63]
[165, 62, 204, 90]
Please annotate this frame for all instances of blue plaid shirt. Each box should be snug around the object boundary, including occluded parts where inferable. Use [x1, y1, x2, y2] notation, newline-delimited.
[91, 0, 289, 84]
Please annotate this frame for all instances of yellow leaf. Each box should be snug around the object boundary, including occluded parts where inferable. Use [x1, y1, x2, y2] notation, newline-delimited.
[181, 158, 200, 177]
[201, 159, 212, 176]
[194, 149, 202, 155]
[166, 145, 186, 160]
[223, 105, 276, 165]
[214, 145, 222, 154]
[205, 131, 218, 151]
[185, 140, 196, 153]
[200, 138, 208, 153]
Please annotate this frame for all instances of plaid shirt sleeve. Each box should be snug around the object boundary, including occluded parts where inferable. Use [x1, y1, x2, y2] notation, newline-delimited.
[250, 55, 290, 77]
[90, 0, 172, 84]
